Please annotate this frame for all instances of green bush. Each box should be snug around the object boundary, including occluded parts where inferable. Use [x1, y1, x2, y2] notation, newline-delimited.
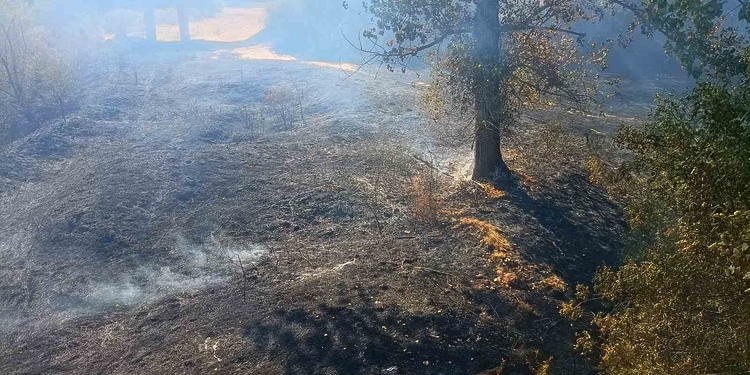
[568, 54, 750, 374]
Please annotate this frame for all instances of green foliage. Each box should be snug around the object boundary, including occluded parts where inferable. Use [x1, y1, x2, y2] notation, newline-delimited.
[561, 3, 750, 373]
[575, 51, 750, 375]
[620, 0, 750, 79]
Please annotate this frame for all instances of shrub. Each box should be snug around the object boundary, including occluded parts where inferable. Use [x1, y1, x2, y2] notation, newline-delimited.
[264, 85, 297, 131]
[571, 55, 750, 374]
[239, 103, 267, 139]
[0, 0, 81, 143]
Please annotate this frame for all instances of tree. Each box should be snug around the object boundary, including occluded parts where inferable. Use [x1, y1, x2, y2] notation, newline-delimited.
[1, 0, 87, 142]
[562, 2, 750, 373]
[44, 54, 78, 124]
[0, 0, 46, 130]
[354, 0, 612, 180]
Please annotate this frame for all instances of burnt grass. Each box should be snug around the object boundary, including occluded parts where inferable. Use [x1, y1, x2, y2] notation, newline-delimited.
[0, 50, 654, 375]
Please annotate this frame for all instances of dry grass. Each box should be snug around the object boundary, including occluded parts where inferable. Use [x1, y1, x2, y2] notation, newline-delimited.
[412, 175, 440, 224]
[221, 46, 359, 72]
[534, 274, 567, 293]
[495, 265, 519, 288]
[221, 44, 296, 62]
[477, 182, 507, 199]
[456, 217, 512, 258]
[456, 216, 569, 294]
[302, 61, 358, 72]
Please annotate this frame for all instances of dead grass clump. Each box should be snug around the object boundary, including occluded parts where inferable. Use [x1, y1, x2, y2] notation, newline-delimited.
[264, 85, 296, 130]
[477, 182, 506, 199]
[412, 175, 440, 224]
[410, 164, 443, 225]
[495, 265, 519, 288]
[262, 84, 308, 131]
[533, 274, 567, 293]
[456, 216, 568, 294]
[456, 217, 511, 257]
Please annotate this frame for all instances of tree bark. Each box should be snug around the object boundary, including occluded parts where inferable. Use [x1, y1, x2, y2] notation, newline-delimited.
[177, 5, 190, 42]
[144, 7, 156, 42]
[471, 0, 509, 180]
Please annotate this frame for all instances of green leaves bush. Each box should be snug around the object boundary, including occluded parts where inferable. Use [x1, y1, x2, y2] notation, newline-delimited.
[571, 53, 750, 374]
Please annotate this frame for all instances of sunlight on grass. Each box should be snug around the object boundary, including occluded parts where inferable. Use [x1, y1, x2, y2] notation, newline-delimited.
[495, 265, 519, 288]
[302, 61, 358, 72]
[456, 217, 511, 258]
[457, 217, 568, 293]
[477, 182, 506, 199]
[534, 274, 567, 293]
[221, 44, 297, 61]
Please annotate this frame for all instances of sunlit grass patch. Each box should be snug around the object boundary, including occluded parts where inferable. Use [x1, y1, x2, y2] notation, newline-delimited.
[477, 182, 506, 199]
[456, 217, 511, 257]
[533, 274, 567, 293]
[495, 265, 519, 288]
[223, 44, 296, 61]
[302, 61, 358, 72]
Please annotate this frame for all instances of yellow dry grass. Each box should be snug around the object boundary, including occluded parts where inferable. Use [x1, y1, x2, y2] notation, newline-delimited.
[413, 176, 440, 223]
[302, 61, 358, 72]
[457, 217, 567, 293]
[477, 182, 506, 199]
[456, 217, 511, 258]
[224, 44, 296, 61]
[534, 274, 567, 292]
[495, 265, 519, 288]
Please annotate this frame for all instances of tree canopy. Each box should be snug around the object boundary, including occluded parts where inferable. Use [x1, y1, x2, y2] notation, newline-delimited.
[356, 0, 615, 179]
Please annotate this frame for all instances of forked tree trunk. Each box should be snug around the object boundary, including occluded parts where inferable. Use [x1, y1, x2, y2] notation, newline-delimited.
[144, 7, 156, 42]
[471, 0, 509, 180]
[177, 5, 190, 42]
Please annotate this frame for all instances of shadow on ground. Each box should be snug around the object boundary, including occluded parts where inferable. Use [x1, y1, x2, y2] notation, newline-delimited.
[243, 290, 510, 375]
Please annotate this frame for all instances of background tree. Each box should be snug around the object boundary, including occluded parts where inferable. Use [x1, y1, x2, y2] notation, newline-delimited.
[611, 0, 749, 80]
[355, 0, 612, 180]
[564, 2, 750, 373]
[0, 0, 55, 140]
[59, 0, 223, 42]
[1, 0, 88, 143]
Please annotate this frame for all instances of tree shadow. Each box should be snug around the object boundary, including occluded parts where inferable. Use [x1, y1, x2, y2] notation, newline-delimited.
[243, 291, 512, 375]
[499, 171, 626, 284]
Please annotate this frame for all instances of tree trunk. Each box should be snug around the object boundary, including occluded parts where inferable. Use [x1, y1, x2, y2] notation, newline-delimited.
[471, 0, 509, 180]
[144, 7, 156, 42]
[177, 5, 190, 42]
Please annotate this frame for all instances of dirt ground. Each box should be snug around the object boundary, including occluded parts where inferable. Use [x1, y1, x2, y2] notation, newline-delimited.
[0, 42, 685, 374]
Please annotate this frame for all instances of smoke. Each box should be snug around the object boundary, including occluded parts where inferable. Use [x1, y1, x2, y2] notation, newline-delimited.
[88, 234, 268, 306]
[0, 232, 267, 332]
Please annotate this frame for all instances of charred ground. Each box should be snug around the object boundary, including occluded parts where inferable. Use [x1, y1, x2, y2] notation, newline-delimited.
[0, 45, 684, 374]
